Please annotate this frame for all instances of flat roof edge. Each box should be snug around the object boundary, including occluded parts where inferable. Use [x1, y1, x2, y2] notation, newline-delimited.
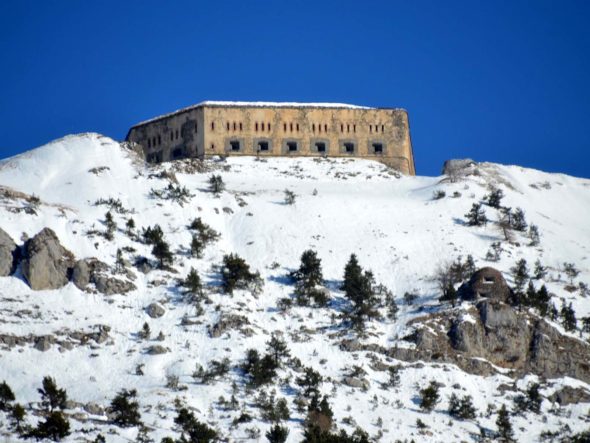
[129, 102, 408, 130]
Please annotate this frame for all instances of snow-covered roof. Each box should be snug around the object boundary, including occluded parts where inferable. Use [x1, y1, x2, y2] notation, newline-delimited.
[130, 101, 382, 128]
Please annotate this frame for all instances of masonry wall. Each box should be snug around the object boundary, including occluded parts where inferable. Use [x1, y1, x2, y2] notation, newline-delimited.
[127, 105, 415, 175]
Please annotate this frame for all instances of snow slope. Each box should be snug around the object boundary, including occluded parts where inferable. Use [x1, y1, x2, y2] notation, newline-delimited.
[0, 133, 589, 442]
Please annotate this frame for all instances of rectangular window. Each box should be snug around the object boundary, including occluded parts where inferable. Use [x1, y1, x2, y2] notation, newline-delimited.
[240, 122, 243, 131]
[258, 141, 269, 151]
[211, 122, 215, 130]
[290, 123, 293, 132]
[372, 143, 383, 154]
[340, 124, 344, 132]
[381, 124, 385, 132]
[233, 122, 237, 131]
[318, 124, 321, 133]
[324, 124, 328, 132]
[283, 123, 287, 131]
[344, 142, 355, 153]
[347, 124, 350, 133]
[255, 122, 258, 131]
[195, 122, 198, 133]
[353, 124, 356, 133]
[267, 123, 271, 131]
[230, 141, 240, 152]
[172, 147, 183, 159]
[226, 122, 230, 131]
[287, 141, 298, 152]
[158, 135, 161, 145]
[296, 123, 300, 131]
[315, 142, 326, 153]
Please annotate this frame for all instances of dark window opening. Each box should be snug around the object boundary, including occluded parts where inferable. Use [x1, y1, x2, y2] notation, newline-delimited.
[347, 124, 350, 133]
[239, 122, 243, 131]
[158, 135, 161, 145]
[484, 277, 495, 283]
[172, 148, 183, 159]
[226, 122, 230, 131]
[315, 142, 326, 153]
[267, 123, 271, 131]
[369, 125, 373, 133]
[211, 143, 215, 150]
[233, 122, 236, 131]
[153, 137, 157, 146]
[381, 124, 385, 132]
[312, 123, 315, 132]
[258, 141, 269, 151]
[353, 124, 356, 132]
[318, 124, 321, 133]
[230, 141, 241, 152]
[147, 139, 151, 148]
[290, 123, 293, 132]
[287, 141, 298, 152]
[211, 122, 215, 131]
[255, 122, 259, 131]
[372, 143, 383, 154]
[340, 124, 344, 132]
[344, 142, 355, 153]
[170, 132, 173, 141]
[195, 123, 198, 133]
[176, 130, 179, 139]
[324, 124, 328, 132]
[283, 123, 287, 131]
[296, 123, 300, 131]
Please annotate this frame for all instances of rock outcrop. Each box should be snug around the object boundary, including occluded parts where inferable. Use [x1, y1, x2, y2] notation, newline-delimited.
[0, 228, 18, 276]
[146, 302, 166, 318]
[442, 158, 476, 179]
[73, 258, 136, 295]
[21, 228, 75, 290]
[398, 299, 590, 383]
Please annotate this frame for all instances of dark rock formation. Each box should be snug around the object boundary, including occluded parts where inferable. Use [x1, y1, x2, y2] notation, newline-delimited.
[458, 267, 512, 302]
[146, 345, 168, 355]
[21, 228, 75, 290]
[398, 300, 590, 383]
[548, 386, 590, 406]
[0, 227, 18, 276]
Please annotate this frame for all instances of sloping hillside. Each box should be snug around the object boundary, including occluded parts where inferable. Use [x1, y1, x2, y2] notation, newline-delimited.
[0, 133, 589, 442]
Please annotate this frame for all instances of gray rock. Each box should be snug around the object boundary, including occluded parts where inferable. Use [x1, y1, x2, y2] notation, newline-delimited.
[21, 228, 75, 290]
[73, 258, 136, 295]
[208, 313, 249, 338]
[442, 158, 477, 177]
[84, 402, 105, 416]
[146, 302, 166, 318]
[342, 377, 370, 390]
[146, 345, 167, 355]
[34, 335, 54, 352]
[548, 386, 590, 406]
[0, 228, 18, 276]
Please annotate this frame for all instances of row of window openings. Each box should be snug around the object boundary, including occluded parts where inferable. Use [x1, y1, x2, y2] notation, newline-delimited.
[148, 121, 386, 148]
[225, 140, 384, 154]
[209, 121, 385, 134]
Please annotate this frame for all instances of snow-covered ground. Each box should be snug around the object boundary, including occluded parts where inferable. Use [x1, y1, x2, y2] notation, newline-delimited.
[0, 133, 589, 442]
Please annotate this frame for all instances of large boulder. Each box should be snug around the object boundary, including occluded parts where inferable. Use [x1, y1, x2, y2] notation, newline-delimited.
[442, 158, 476, 178]
[21, 228, 75, 290]
[0, 228, 18, 276]
[146, 302, 166, 318]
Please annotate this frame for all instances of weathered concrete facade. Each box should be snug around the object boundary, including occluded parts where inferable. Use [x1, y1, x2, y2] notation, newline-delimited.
[126, 102, 416, 175]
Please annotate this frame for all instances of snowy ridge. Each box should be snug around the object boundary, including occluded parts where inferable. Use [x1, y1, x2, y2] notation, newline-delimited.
[0, 134, 589, 442]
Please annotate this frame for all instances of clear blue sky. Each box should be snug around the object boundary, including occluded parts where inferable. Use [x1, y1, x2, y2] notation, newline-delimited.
[0, 0, 588, 177]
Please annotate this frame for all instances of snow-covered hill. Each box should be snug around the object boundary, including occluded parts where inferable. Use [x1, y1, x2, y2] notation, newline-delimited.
[0, 133, 589, 442]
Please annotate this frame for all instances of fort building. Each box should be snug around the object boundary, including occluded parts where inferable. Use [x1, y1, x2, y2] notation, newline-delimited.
[126, 101, 416, 175]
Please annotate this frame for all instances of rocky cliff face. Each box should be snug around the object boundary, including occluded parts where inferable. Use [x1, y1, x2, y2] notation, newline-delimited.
[0, 228, 18, 277]
[397, 299, 590, 382]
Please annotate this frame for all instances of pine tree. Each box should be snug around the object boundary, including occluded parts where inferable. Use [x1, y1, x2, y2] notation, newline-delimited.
[448, 393, 477, 420]
[296, 367, 322, 400]
[266, 424, 289, 443]
[342, 256, 380, 330]
[38, 376, 67, 412]
[110, 389, 142, 427]
[484, 187, 504, 208]
[528, 224, 540, 246]
[464, 255, 476, 276]
[115, 248, 125, 273]
[496, 404, 514, 442]
[208, 174, 225, 195]
[465, 203, 487, 226]
[525, 382, 542, 413]
[511, 208, 527, 231]
[266, 333, 291, 368]
[563, 262, 580, 285]
[560, 302, 577, 331]
[440, 283, 458, 307]
[105, 211, 116, 240]
[152, 240, 173, 268]
[284, 189, 296, 205]
[0, 380, 15, 411]
[511, 259, 529, 293]
[32, 411, 70, 441]
[10, 403, 26, 433]
[533, 260, 547, 280]
[221, 253, 261, 295]
[181, 267, 203, 304]
[385, 366, 400, 388]
[126, 217, 135, 236]
[536, 285, 551, 317]
[419, 381, 440, 412]
[292, 249, 325, 306]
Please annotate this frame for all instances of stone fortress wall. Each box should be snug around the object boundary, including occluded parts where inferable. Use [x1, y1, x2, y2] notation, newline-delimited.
[126, 101, 416, 175]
